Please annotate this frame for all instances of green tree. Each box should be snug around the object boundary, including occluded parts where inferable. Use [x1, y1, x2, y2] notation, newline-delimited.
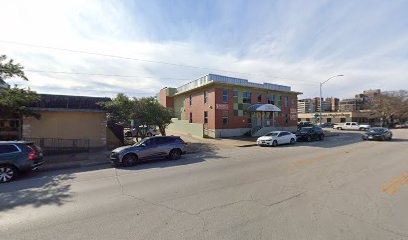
[100, 94, 173, 139]
[0, 87, 41, 118]
[0, 54, 28, 85]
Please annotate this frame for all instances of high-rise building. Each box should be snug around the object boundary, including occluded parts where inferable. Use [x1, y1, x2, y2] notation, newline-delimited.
[297, 99, 315, 113]
[326, 97, 339, 112]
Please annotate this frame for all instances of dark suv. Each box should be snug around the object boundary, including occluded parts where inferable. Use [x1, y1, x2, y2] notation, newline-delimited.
[295, 126, 325, 142]
[110, 136, 187, 167]
[0, 141, 44, 183]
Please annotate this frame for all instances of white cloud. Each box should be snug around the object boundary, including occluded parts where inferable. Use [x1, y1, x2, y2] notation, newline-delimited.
[1, 0, 407, 99]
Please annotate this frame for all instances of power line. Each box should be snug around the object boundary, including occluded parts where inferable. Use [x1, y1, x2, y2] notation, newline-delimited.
[22, 69, 192, 80]
[0, 39, 267, 77]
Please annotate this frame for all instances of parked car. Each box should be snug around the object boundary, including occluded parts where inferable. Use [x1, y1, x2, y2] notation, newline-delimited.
[124, 126, 159, 138]
[110, 136, 187, 167]
[334, 122, 370, 131]
[318, 123, 336, 128]
[256, 131, 297, 147]
[0, 141, 44, 183]
[297, 121, 314, 128]
[362, 127, 393, 141]
[395, 122, 408, 128]
[296, 126, 325, 142]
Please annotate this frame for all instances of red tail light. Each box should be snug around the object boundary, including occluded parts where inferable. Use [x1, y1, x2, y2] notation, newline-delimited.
[27, 145, 36, 161]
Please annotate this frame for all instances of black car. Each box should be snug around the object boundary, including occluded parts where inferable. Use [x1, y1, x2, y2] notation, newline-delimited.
[296, 126, 325, 142]
[297, 121, 314, 128]
[362, 127, 392, 141]
[319, 123, 336, 128]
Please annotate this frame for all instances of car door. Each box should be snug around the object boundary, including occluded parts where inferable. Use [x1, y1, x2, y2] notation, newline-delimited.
[137, 138, 159, 160]
[279, 132, 289, 144]
[351, 122, 359, 130]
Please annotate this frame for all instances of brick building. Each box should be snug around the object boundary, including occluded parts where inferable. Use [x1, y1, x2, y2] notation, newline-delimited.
[159, 74, 301, 137]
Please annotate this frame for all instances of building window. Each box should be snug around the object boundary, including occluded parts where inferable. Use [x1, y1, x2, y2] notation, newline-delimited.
[243, 92, 251, 104]
[298, 118, 301, 122]
[268, 95, 275, 104]
[189, 112, 193, 123]
[189, 95, 192, 106]
[223, 90, 228, 103]
[257, 94, 262, 103]
[306, 118, 310, 121]
[204, 91, 208, 104]
[285, 114, 289, 124]
[222, 111, 228, 125]
[233, 91, 238, 98]
[278, 95, 282, 106]
[327, 118, 331, 123]
[284, 96, 289, 108]
[340, 118, 346, 123]
[204, 111, 208, 124]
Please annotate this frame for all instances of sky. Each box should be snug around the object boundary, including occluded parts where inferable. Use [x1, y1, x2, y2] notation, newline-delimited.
[1, 0, 407, 99]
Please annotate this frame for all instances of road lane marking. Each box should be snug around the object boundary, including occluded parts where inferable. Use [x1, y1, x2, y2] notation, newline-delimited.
[382, 171, 408, 194]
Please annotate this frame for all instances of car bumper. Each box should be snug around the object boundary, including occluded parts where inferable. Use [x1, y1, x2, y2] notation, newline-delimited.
[257, 140, 272, 146]
[362, 135, 384, 140]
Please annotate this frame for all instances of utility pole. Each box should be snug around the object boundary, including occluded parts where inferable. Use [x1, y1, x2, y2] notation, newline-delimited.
[319, 75, 344, 124]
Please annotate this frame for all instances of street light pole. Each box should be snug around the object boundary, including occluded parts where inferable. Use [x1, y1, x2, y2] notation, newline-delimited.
[319, 75, 344, 125]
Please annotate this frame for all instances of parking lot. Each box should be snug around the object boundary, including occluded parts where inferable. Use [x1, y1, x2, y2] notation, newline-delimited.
[1, 129, 408, 239]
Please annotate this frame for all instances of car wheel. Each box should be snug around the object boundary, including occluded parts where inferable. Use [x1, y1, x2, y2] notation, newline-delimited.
[169, 149, 182, 160]
[290, 138, 295, 144]
[307, 136, 312, 142]
[0, 165, 17, 183]
[122, 154, 138, 167]
[319, 134, 324, 140]
[337, 127, 342, 130]
[272, 140, 278, 147]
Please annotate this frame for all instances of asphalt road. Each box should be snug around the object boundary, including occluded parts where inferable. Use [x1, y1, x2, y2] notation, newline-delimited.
[1, 130, 408, 240]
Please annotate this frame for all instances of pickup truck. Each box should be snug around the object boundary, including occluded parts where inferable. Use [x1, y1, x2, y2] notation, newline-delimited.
[333, 122, 370, 131]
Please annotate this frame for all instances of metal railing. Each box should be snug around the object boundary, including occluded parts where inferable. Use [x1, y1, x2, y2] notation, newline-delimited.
[22, 138, 90, 154]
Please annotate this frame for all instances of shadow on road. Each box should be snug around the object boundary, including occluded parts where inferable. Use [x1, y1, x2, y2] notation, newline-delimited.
[0, 173, 74, 212]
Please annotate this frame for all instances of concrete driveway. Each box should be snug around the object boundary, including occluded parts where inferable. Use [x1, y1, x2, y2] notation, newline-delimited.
[1, 129, 407, 239]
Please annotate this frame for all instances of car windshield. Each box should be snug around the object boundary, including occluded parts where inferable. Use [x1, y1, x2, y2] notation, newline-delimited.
[368, 128, 385, 133]
[264, 132, 279, 137]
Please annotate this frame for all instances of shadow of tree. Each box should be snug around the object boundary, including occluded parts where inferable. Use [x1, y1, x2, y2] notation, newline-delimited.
[0, 174, 74, 212]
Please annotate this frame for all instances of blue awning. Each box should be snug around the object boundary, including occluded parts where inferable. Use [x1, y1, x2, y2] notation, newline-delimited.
[247, 104, 281, 112]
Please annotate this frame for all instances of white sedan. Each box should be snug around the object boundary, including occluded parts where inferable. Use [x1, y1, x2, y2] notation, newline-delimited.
[256, 131, 297, 147]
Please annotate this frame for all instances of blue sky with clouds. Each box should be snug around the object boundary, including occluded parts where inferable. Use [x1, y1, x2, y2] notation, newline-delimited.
[1, 0, 407, 98]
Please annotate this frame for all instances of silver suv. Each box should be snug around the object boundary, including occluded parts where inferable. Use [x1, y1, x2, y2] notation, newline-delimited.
[110, 136, 187, 167]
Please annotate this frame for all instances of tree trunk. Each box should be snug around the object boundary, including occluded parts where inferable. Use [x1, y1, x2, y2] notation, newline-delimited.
[158, 125, 166, 136]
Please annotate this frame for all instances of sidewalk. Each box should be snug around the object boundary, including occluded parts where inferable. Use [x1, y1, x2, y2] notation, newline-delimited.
[40, 149, 112, 172]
